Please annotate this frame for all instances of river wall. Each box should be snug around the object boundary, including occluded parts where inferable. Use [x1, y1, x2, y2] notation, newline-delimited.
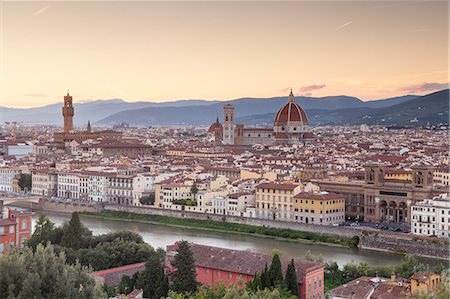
[359, 231, 449, 260]
[103, 204, 360, 237]
[41, 200, 101, 213]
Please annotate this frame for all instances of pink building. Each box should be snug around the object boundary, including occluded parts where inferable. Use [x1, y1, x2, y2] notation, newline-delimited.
[165, 243, 324, 299]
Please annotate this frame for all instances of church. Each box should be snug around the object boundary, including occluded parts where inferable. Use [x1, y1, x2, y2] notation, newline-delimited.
[53, 92, 122, 144]
[208, 90, 313, 146]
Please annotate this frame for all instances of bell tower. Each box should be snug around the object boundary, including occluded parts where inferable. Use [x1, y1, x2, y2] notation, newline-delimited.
[62, 91, 74, 133]
[223, 104, 235, 144]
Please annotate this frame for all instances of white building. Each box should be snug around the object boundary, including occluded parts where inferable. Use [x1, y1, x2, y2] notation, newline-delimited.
[57, 172, 80, 199]
[5, 143, 34, 158]
[434, 167, 450, 187]
[0, 167, 27, 192]
[31, 169, 57, 197]
[411, 195, 450, 238]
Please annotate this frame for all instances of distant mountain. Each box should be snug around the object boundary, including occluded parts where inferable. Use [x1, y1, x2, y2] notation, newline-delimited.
[99, 94, 420, 126]
[0, 99, 220, 125]
[237, 90, 449, 126]
[2, 91, 441, 127]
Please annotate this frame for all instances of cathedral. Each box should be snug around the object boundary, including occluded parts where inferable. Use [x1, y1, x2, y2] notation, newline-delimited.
[208, 90, 313, 146]
[53, 92, 122, 144]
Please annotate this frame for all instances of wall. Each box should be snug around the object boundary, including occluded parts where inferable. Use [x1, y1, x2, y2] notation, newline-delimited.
[41, 200, 101, 213]
[359, 231, 449, 260]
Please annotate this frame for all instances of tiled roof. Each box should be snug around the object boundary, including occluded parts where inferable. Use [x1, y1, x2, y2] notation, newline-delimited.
[92, 262, 146, 286]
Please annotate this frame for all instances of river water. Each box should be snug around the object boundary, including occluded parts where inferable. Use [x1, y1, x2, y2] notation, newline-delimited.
[33, 211, 442, 268]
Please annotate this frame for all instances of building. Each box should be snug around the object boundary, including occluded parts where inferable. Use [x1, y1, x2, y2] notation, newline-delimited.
[165, 243, 324, 299]
[92, 262, 146, 287]
[108, 175, 134, 205]
[255, 182, 303, 221]
[411, 195, 450, 238]
[315, 164, 446, 225]
[31, 169, 58, 197]
[154, 183, 192, 208]
[209, 90, 313, 146]
[53, 92, 122, 144]
[328, 275, 410, 299]
[0, 167, 28, 192]
[293, 192, 345, 225]
[0, 202, 32, 255]
[410, 272, 441, 295]
[57, 172, 80, 199]
[434, 166, 450, 187]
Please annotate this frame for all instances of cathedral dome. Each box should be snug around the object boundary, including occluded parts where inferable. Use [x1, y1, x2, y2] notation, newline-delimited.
[208, 116, 223, 133]
[274, 90, 308, 125]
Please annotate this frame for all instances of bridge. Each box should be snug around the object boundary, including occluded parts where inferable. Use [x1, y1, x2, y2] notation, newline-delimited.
[0, 196, 42, 209]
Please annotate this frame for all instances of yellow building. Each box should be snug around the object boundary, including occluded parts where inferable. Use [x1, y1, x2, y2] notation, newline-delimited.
[293, 192, 345, 225]
[255, 183, 302, 221]
[410, 272, 441, 296]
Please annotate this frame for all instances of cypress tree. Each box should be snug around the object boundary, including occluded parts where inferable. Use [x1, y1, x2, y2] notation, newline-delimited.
[61, 212, 82, 249]
[285, 259, 299, 296]
[155, 274, 169, 299]
[269, 253, 283, 287]
[138, 254, 165, 299]
[170, 241, 198, 294]
[261, 264, 271, 289]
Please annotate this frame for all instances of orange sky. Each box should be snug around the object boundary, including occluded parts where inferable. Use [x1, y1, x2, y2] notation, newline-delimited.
[1, 1, 448, 108]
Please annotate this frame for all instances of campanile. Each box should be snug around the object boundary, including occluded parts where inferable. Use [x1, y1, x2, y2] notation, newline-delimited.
[62, 91, 74, 133]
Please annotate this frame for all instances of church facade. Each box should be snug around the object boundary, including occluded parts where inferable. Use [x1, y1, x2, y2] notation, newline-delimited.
[208, 90, 313, 146]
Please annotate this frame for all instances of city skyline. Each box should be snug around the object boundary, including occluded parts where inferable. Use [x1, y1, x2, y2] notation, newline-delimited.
[1, 1, 448, 108]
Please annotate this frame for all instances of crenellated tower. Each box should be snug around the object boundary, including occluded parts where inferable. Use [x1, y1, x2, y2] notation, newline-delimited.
[62, 91, 74, 133]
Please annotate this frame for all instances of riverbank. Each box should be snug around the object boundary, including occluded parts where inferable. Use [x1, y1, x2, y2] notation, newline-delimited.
[81, 210, 360, 248]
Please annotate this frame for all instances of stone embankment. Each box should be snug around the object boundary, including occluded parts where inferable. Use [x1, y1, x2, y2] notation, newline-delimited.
[359, 231, 449, 260]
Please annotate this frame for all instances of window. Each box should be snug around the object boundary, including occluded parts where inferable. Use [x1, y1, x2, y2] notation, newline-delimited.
[228, 272, 232, 278]
[217, 270, 221, 277]
[205, 269, 209, 274]
[0, 227, 4, 235]
[0, 243, 4, 253]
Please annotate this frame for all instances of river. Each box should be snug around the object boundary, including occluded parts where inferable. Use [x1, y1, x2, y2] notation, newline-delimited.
[33, 211, 443, 268]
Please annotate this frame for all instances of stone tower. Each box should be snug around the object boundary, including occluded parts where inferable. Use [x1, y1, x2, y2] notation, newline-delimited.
[62, 91, 74, 133]
[223, 104, 235, 145]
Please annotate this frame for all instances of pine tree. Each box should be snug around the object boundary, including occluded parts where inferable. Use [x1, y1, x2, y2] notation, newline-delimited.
[61, 212, 82, 249]
[170, 241, 198, 294]
[155, 273, 169, 298]
[269, 253, 283, 287]
[260, 264, 271, 289]
[285, 259, 299, 296]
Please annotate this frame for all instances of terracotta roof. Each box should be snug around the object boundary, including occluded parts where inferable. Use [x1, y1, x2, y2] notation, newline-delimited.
[256, 182, 299, 191]
[274, 91, 308, 125]
[167, 243, 321, 283]
[92, 262, 145, 286]
[294, 192, 344, 200]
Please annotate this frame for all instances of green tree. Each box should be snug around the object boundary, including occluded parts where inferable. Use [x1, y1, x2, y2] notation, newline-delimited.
[137, 254, 166, 299]
[190, 182, 199, 198]
[155, 271, 169, 298]
[269, 253, 283, 287]
[18, 173, 32, 192]
[26, 215, 62, 249]
[61, 212, 83, 249]
[170, 240, 198, 294]
[0, 244, 105, 298]
[139, 193, 155, 205]
[261, 264, 271, 289]
[285, 259, 299, 296]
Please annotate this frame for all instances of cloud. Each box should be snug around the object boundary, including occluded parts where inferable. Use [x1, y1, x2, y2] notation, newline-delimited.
[34, 6, 49, 16]
[279, 87, 292, 94]
[337, 21, 352, 30]
[298, 84, 326, 96]
[398, 82, 448, 94]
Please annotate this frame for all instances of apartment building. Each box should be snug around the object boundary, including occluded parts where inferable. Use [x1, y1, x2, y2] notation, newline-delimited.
[109, 175, 134, 205]
[31, 169, 57, 196]
[155, 183, 192, 208]
[57, 172, 80, 199]
[293, 192, 345, 225]
[0, 167, 27, 192]
[411, 195, 450, 238]
[255, 183, 302, 220]
[0, 204, 32, 255]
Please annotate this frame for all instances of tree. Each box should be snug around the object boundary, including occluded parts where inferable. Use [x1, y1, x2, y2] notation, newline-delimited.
[269, 253, 284, 287]
[190, 182, 198, 198]
[26, 215, 62, 249]
[18, 173, 32, 192]
[261, 264, 271, 289]
[0, 244, 105, 298]
[61, 212, 83, 249]
[137, 254, 166, 298]
[139, 193, 155, 205]
[170, 240, 198, 294]
[285, 259, 299, 296]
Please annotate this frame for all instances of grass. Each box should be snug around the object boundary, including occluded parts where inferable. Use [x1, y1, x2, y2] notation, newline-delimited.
[81, 210, 360, 248]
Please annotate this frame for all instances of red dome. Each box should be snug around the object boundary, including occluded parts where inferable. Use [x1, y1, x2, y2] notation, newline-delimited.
[208, 117, 223, 133]
[274, 91, 308, 125]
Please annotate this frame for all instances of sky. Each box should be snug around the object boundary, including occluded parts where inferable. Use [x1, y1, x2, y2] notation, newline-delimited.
[0, 1, 448, 108]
